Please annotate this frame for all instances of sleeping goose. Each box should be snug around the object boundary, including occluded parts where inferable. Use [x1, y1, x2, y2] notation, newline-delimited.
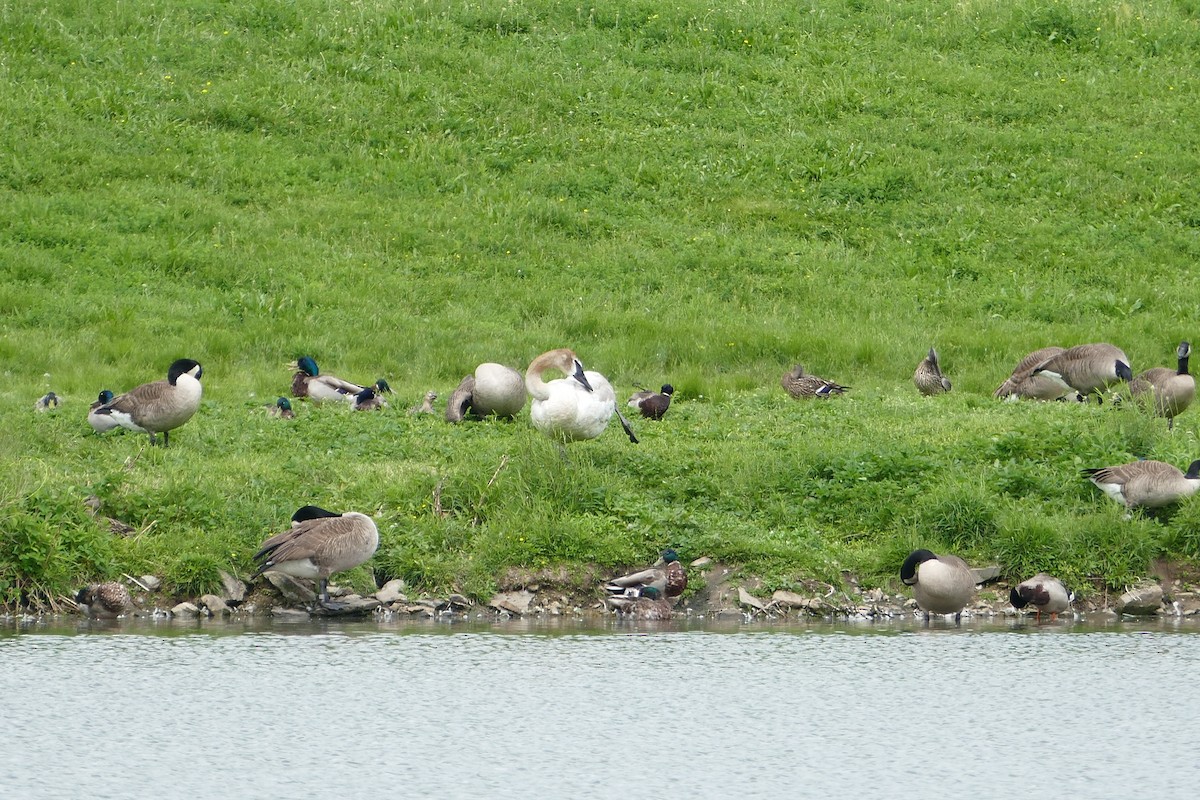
[1129, 341, 1194, 430]
[1081, 459, 1200, 511]
[446, 363, 527, 422]
[1010, 574, 1072, 621]
[781, 364, 848, 398]
[253, 505, 380, 610]
[914, 348, 952, 396]
[525, 348, 638, 444]
[1030, 343, 1133, 402]
[627, 384, 675, 420]
[88, 390, 120, 432]
[900, 549, 975, 622]
[91, 358, 203, 446]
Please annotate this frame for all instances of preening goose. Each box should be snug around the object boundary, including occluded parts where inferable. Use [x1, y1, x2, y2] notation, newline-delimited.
[1010, 574, 1072, 621]
[76, 582, 135, 619]
[914, 348, 952, 396]
[1081, 459, 1200, 510]
[91, 358, 203, 447]
[88, 390, 120, 432]
[253, 506, 380, 609]
[627, 384, 674, 420]
[1129, 341, 1194, 430]
[1030, 343, 1132, 402]
[446, 363, 526, 422]
[994, 346, 1071, 400]
[781, 364, 848, 398]
[900, 549, 975, 622]
[525, 348, 638, 444]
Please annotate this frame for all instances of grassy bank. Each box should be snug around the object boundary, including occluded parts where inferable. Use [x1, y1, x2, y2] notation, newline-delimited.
[3, 0, 1200, 608]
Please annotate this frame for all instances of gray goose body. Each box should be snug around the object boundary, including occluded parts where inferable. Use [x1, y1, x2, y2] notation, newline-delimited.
[92, 359, 203, 446]
[901, 549, 975, 621]
[1010, 574, 1072, 620]
[253, 506, 380, 607]
[781, 364, 848, 398]
[914, 348, 952, 396]
[1082, 459, 1200, 510]
[1031, 343, 1132, 401]
[994, 346, 1070, 400]
[1129, 341, 1194, 429]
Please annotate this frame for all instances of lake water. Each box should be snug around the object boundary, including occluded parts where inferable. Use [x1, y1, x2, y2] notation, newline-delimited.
[2, 615, 1197, 798]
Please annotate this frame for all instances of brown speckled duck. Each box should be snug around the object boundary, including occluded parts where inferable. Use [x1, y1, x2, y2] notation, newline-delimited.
[76, 582, 135, 619]
[781, 364, 848, 399]
[913, 348, 951, 396]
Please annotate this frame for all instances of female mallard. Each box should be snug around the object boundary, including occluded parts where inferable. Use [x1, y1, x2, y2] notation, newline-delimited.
[781, 364, 848, 399]
[290, 356, 389, 406]
[627, 384, 675, 420]
[253, 505, 380, 610]
[525, 348, 638, 443]
[76, 582, 135, 619]
[88, 390, 120, 432]
[900, 549, 975, 622]
[604, 549, 687, 599]
[914, 348, 952, 396]
[1010, 574, 1072, 621]
[91, 358, 203, 447]
[1082, 459, 1200, 510]
[1129, 341, 1194, 430]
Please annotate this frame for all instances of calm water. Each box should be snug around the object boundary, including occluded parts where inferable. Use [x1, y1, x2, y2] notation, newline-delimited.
[2, 616, 1197, 798]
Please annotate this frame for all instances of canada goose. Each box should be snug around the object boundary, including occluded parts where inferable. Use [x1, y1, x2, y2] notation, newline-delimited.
[914, 348, 952, 396]
[253, 505, 380, 609]
[446, 363, 527, 422]
[781, 364, 848, 399]
[91, 358, 203, 447]
[1129, 341, 1194, 430]
[628, 384, 675, 420]
[34, 391, 60, 412]
[604, 549, 688, 599]
[269, 397, 295, 419]
[1031, 343, 1133, 402]
[525, 348, 638, 443]
[289, 356, 384, 405]
[88, 390, 120, 432]
[994, 346, 1070, 400]
[1010, 574, 1072, 621]
[1081, 459, 1200, 510]
[900, 549, 975, 622]
[409, 390, 438, 415]
[352, 387, 387, 411]
[76, 582, 134, 619]
[604, 585, 673, 620]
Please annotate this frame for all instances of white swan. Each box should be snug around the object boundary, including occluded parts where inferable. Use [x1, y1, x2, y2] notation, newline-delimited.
[525, 348, 638, 443]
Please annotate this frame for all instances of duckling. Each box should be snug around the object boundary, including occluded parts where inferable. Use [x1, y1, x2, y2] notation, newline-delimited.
[352, 386, 387, 412]
[525, 348, 638, 443]
[446, 364, 527, 422]
[900, 549, 975, 622]
[76, 582, 135, 619]
[913, 348, 952, 396]
[34, 391, 60, 412]
[88, 390, 121, 433]
[253, 505, 380, 610]
[409, 390, 438, 415]
[781, 364, 848, 399]
[994, 346, 1071, 400]
[269, 397, 295, 419]
[1010, 574, 1072, 621]
[1129, 341, 1194, 430]
[605, 585, 673, 620]
[1031, 343, 1133, 402]
[628, 384, 675, 420]
[604, 549, 688, 599]
[1081, 459, 1200, 511]
[91, 358, 203, 447]
[289, 356, 368, 405]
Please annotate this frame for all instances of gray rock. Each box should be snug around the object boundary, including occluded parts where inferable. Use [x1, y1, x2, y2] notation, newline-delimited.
[171, 602, 200, 618]
[489, 590, 534, 615]
[375, 579, 408, 604]
[312, 596, 381, 617]
[271, 607, 311, 622]
[1117, 584, 1164, 615]
[970, 566, 1002, 584]
[264, 572, 316, 605]
[139, 575, 162, 592]
[218, 570, 246, 603]
[738, 587, 766, 610]
[199, 594, 229, 616]
[771, 590, 810, 609]
[690, 556, 713, 568]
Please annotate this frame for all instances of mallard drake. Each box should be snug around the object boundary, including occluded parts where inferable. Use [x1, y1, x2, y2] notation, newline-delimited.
[290, 356, 380, 405]
[1081, 459, 1200, 510]
[1030, 343, 1133, 402]
[76, 582, 135, 619]
[525, 348, 638, 443]
[628, 384, 674, 420]
[604, 549, 687, 599]
[781, 364, 848, 398]
[269, 397, 295, 419]
[914, 348, 952, 396]
[352, 387, 387, 412]
[253, 505, 380, 609]
[409, 390, 438, 415]
[1010, 574, 1072, 621]
[994, 346, 1072, 400]
[446, 364, 526, 422]
[88, 390, 120, 432]
[34, 391, 60, 412]
[91, 358, 203, 446]
[605, 585, 673, 620]
[900, 549, 975, 622]
[1129, 341, 1194, 430]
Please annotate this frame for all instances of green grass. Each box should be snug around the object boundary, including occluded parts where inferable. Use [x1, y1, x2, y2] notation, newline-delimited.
[3, 0, 1200, 609]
